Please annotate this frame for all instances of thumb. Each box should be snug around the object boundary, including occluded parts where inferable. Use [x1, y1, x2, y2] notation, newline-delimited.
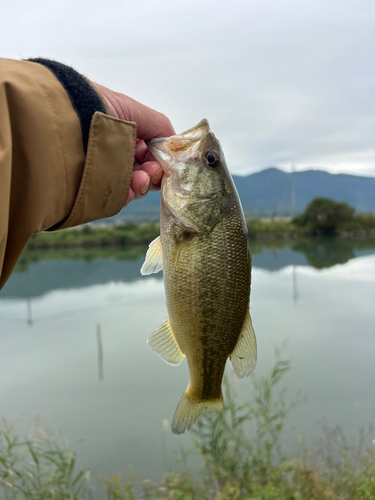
[123, 96, 176, 140]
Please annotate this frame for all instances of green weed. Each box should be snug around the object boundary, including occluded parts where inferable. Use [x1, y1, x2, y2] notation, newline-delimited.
[0, 422, 89, 499]
[2, 357, 374, 500]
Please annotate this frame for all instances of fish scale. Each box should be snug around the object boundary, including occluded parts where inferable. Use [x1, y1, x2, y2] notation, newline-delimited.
[141, 119, 256, 434]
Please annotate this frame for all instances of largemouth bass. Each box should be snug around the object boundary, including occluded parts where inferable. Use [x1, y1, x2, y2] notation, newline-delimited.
[141, 119, 256, 434]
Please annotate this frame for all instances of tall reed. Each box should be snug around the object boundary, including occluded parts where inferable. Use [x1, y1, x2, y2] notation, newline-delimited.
[2, 357, 375, 500]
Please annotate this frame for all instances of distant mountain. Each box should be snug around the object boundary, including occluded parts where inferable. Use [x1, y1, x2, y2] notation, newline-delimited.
[234, 168, 375, 215]
[106, 168, 375, 222]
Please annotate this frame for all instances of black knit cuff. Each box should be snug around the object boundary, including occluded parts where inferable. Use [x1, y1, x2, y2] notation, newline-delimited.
[28, 58, 107, 153]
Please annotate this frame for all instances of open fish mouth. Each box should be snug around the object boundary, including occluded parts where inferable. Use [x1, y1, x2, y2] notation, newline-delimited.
[167, 118, 211, 151]
[146, 119, 211, 171]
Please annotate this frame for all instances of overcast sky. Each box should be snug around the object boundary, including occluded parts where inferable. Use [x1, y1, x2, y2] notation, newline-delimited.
[2, 0, 375, 177]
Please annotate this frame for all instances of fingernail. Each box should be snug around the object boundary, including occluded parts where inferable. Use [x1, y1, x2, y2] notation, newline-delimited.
[140, 178, 150, 195]
[151, 168, 162, 183]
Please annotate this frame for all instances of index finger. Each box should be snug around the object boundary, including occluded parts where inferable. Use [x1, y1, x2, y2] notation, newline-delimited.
[94, 83, 176, 140]
[121, 95, 176, 140]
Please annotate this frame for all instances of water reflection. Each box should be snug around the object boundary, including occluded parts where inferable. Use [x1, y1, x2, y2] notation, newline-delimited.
[96, 324, 104, 382]
[2, 246, 150, 299]
[249, 237, 375, 270]
[0, 239, 374, 479]
[291, 239, 373, 269]
[1, 238, 375, 300]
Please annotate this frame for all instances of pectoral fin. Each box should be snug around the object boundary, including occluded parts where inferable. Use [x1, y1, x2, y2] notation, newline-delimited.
[148, 317, 185, 366]
[230, 312, 257, 378]
[140, 236, 163, 275]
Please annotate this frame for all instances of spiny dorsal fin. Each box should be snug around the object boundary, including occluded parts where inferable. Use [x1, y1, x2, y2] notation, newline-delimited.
[230, 312, 257, 378]
[140, 236, 163, 275]
[148, 317, 185, 366]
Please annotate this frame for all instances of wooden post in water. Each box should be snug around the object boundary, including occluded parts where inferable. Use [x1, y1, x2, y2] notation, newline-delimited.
[27, 298, 33, 326]
[96, 323, 104, 381]
[292, 251, 298, 304]
[161, 419, 169, 468]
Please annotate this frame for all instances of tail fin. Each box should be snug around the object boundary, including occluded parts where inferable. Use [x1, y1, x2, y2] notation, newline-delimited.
[171, 389, 223, 435]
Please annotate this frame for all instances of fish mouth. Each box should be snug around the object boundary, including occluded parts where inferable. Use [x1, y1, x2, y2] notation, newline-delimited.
[146, 119, 211, 171]
[145, 137, 173, 170]
[168, 118, 211, 148]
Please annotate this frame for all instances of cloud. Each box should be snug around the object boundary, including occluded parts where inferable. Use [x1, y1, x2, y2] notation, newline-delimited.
[2, 0, 375, 176]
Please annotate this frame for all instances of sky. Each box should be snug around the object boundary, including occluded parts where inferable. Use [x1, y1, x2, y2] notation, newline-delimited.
[2, 0, 375, 177]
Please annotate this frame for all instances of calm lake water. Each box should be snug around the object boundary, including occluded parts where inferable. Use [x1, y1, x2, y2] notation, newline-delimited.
[0, 238, 375, 481]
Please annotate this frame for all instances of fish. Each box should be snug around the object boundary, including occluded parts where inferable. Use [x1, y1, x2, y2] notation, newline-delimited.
[140, 119, 256, 434]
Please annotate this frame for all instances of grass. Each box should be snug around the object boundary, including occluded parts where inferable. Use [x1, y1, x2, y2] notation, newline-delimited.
[2, 357, 375, 499]
[15, 236, 375, 274]
[0, 422, 89, 499]
[337, 213, 375, 231]
[26, 223, 160, 250]
[14, 245, 148, 273]
[247, 214, 375, 239]
[22, 213, 375, 253]
[246, 218, 302, 237]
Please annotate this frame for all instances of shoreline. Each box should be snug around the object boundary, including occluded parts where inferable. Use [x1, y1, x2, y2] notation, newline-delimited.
[249, 228, 375, 241]
[25, 228, 375, 250]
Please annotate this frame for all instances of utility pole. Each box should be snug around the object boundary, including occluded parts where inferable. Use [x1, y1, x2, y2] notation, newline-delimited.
[96, 323, 104, 381]
[291, 163, 296, 218]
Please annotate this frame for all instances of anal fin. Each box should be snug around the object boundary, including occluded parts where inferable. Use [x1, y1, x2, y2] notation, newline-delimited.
[140, 236, 163, 275]
[230, 312, 257, 378]
[148, 317, 185, 366]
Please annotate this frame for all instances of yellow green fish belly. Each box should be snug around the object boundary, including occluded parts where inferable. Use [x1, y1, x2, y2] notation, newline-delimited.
[162, 199, 250, 402]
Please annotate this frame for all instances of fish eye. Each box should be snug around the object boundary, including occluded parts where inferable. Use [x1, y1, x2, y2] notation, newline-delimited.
[204, 151, 219, 168]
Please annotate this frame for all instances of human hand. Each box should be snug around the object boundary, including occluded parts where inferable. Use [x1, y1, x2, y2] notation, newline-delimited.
[94, 83, 175, 206]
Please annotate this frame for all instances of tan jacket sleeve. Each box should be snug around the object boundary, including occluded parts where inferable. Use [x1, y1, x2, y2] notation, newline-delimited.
[0, 58, 136, 289]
